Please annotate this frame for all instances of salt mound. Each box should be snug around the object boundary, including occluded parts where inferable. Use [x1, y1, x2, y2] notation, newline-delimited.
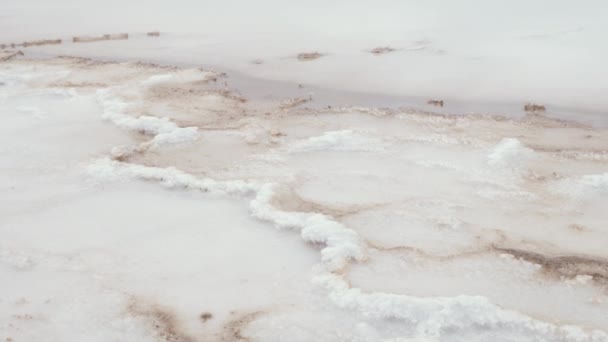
[487, 138, 534, 168]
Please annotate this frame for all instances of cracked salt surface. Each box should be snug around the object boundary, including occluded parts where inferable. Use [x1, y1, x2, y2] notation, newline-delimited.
[1, 57, 607, 342]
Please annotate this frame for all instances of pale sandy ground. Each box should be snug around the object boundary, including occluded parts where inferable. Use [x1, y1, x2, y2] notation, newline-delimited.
[1, 53, 607, 341]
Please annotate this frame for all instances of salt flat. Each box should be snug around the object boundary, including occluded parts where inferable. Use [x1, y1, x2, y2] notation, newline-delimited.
[1, 1, 607, 341]
[0, 55, 606, 341]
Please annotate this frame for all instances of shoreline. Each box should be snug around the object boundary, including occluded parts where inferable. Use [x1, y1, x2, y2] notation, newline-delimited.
[0, 27, 604, 127]
[8, 47, 607, 128]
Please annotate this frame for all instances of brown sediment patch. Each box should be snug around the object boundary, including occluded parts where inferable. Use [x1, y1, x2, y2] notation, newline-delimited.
[278, 96, 312, 110]
[293, 106, 395, 119]
[200, 72, 228, 84]
[363, 227, 510, 261]
[0, 50, 24, 62]
[568, 224, 590, 233]
[366, 238, 503, 262]
[147, 31, 161, 37]
[219, 311, 263, 342]
[367, 237, 608, 287]
[521, 112, 590, 129]
[52, 55, 115, 68]
[130, 61, 181, 72]
[370, 46, 396, 55]
[2, 39, 61, 49]
[11, 314, 34, 320]
[301, 102, 592, 132]
[427, 99, 444, 107]
[21, 39, 62, 47]
[526, 144, 608, 156]
[145, 84, 246, 104]
[522, 171, 562, 183]
[142, 87, 248, 128]
[212, 89, 247, 104]
[110, 144, 147, 162]
[127, 300, 196, 342]
[494, 247, 608, 285]
[296, 52, 323, 61]
[145, 84, 216, 100]
[538, 150, 608, 164]
[199, 312, 213, 323]
[111, 153, 132, 163]
[270, 187, 385, 219]
[269, 128, 286, 137]
[524, 103, 546, 114]
[423, 105, 589, 129]
[73, 33, 129, 43]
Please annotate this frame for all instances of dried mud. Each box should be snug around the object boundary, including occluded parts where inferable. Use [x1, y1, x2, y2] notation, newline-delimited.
[128, 300, 196, 342]
[296, 52, 323, 61]
[219, 311, 264, 342]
